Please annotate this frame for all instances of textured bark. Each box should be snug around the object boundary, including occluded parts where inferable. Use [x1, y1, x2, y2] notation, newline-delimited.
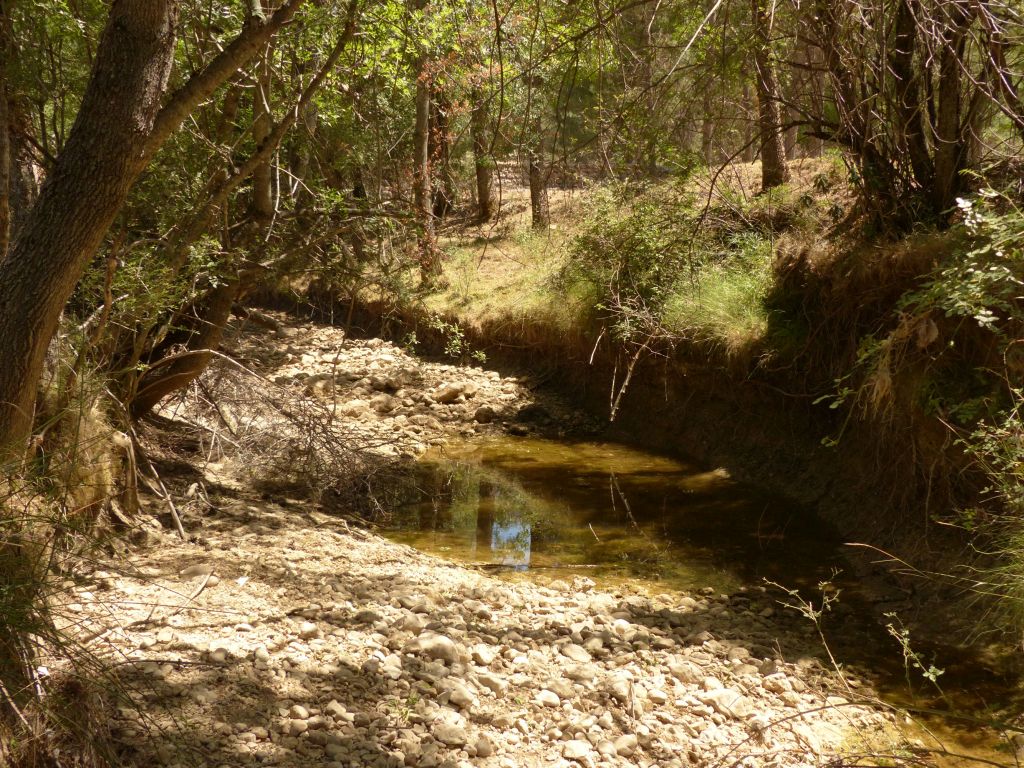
[0, 0, 308, 454]
[470, 87, 495, 221]
[7, 111, 38, 240]
[751, 0, 790, 189]
[0, 0, 179, 453]
[933, 1, 970, 214]
[411, 0, 437, 276]
[891, 0, 933, 190]
[0, 0, 10, 261]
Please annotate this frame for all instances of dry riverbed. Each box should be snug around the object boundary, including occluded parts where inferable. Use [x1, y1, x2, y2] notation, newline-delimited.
[61, 316, 909, 767]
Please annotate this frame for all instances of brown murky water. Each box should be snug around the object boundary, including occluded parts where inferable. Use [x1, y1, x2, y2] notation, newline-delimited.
[381, 435, 1022, 765]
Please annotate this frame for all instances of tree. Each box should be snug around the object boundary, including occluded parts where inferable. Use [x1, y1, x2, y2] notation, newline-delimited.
[410, 0, 438, 276]
[750, 0, 790, 189]
[0, 0, 307, 457]
[471, 84, 497, 221]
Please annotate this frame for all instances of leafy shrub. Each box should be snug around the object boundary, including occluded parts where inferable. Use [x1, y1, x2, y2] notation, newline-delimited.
[561, 183, 773, 355]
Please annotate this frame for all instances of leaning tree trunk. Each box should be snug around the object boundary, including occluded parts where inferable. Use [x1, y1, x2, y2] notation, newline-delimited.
[470, 86, 496, 221]
[0, 1, 179, 455]
[130, 278, 239, 418]
[751, 0, 790, 190]
[0, 0, 307, 456]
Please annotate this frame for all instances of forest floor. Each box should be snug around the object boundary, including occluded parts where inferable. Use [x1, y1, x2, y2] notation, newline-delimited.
[61, 315, 919, 768]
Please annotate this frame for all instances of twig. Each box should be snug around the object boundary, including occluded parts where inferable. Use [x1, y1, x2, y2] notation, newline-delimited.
[130, 427, 186, 540]
[126, 571, 214, 629]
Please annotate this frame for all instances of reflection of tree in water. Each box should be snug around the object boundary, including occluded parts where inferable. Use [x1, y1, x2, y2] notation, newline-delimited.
[397, 460, 553, 566]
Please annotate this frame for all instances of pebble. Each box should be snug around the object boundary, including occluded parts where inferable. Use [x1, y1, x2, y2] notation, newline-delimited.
[433, 724, 468, 747]
[406, 632, 461, 664]
[474, 735, 495, 758]
[563, 740, 592, 760]
[614, 734, 639, 757]
[560, 644, 592, 663]
[536, 689, 561, 708]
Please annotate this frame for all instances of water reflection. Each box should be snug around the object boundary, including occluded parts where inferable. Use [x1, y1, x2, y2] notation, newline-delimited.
[492, 520, 530, 569]
[384, 435, 849, 593]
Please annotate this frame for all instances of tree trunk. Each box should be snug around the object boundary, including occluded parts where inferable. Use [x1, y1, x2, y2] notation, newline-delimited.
[639, 5, 658, 175]
[701, 88, 716, 165]
[891, 0, 933, 191]
[528, 149, 548, 229]
[351, 167, 367, 262]
[7, 110, 40, 241]
[933, 2, 970, 216]
[0, 0, 308, 455]
[751, 0, 790, 189]
[470, 86, 495, 221]
[411, 0, 436, 276]
[0, 0, 10, 261]
[130, 277, 239, 418]
[741, 81, 756, 162]
[0, 0, 179, 454]
[252, 42, 275, 220]
[430, 84, 455, 219]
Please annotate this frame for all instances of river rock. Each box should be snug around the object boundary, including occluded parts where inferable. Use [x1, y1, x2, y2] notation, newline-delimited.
[560, 643, 592, 663]
[614, 734, 638, 757]
[473, 405, 497, 423]
[433, 383, 466, 404]
[405, 632, 462, 664]
[535, 689, 561, 708]
[474, 735, 495, 758]
[669, 661, 702, 684]
[564, 664, 599, 683]
[477, 672, 509, 694]
[700, 688, 753, 719]
[433, 723, 468, 747]
[563, 740, 592, 761]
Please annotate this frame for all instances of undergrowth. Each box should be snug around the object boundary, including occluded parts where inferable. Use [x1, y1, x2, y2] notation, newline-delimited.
[556, 180, 817, 359]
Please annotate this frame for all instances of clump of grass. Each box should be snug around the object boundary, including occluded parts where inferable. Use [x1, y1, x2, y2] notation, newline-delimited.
[662, 235, 773, 355]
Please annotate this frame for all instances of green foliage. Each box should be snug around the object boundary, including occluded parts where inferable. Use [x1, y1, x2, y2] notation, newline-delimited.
[903, 192, 1024, 332]
[662, 232, 772, 351]
[420, 314, 485, 365]
[561, 183, 773, 355]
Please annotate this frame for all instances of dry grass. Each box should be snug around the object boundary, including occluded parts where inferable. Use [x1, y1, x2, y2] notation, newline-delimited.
[429, 187, 592, 331]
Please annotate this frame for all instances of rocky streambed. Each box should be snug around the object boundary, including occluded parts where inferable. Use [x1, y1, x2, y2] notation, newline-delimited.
[59, 316, 928, 767]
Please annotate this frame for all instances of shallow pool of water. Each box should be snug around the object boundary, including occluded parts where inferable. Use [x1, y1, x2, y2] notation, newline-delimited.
[385, 436, 849, 595]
